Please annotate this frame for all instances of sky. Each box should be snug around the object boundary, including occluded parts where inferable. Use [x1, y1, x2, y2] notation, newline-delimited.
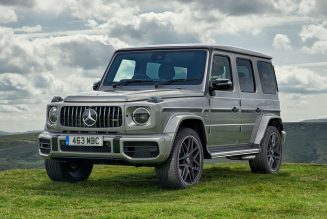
[0, 0, 326, 132]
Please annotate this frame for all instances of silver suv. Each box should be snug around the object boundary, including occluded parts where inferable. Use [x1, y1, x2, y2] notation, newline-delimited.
[39, 44, 286, 189]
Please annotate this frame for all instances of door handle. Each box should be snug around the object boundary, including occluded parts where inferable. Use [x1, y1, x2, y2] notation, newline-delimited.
[232, 106, 239, 112]
[256, 107, 263, 113]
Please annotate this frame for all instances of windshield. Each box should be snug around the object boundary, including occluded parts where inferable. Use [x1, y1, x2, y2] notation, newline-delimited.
[102, 50, 207, 87]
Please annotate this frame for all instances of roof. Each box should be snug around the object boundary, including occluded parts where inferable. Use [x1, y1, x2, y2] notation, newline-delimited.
[117, 44, 272, 59]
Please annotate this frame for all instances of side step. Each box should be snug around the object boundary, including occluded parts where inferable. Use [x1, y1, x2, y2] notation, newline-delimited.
[209, 144, 260, 159]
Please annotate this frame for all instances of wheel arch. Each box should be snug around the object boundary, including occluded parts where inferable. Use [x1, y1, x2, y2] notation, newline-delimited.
[252, 114, 285, 145]
[164, 114, 211, 159]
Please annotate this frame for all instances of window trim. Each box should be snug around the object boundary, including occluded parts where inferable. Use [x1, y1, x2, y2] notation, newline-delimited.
[236, 57, 256, 93]
[257, 61, 279, 94]
[210, 54, 234, 91]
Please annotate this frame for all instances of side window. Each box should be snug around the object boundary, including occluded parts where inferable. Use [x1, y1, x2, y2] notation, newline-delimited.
[113, 59, 135, 82]
[257, 61, 278, 94]
[211, 55, 232, 88]
[236, 58, 255, 93]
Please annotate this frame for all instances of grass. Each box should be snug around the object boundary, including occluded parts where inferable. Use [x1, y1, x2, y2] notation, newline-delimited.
[0, 163, 326, 219]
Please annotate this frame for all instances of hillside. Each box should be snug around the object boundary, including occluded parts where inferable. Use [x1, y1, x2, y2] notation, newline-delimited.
[0, 163, 326, 218]
[0, 132, 42, 171]
[0, 122, 326, 171]
[302, 118, 327, 123]
[283, 122, 327, 163]
[0, 131, 9, 136]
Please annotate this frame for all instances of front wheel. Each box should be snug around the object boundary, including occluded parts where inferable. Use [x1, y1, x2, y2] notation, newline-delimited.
[249, 126, 282, 173]
[45, 159, 93, 182]
[156, 128, 204, 189]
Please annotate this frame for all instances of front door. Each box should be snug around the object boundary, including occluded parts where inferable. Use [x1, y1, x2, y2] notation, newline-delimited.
[207, 53, 241, 149]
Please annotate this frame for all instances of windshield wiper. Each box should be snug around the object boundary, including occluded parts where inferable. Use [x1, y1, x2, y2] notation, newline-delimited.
[112, 79, 154, 88]
[154, 79, 198, 88]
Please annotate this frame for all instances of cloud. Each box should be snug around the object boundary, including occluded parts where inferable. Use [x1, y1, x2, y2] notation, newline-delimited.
[50, 35, 115, 69]
[107, 11, 199, 44]
[0, 104, 29, 113]
[0, 0, 34, 7]
[300, 21, 327, 54]
[0, 6, 17, 23]
[273, 34, 292, 50]
[0, 27, 46, 74]
[275, 65, 327, 94]
[14, 25, 42, 33]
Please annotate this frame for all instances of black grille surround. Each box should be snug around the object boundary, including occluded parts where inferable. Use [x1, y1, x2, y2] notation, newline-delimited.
[60, 106, 122, 128]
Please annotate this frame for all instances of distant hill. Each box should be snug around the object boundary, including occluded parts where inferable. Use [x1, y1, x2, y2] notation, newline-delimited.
[0, 131, 9, 136]
[0, 132, 42, 171]
[283, 122, 327, 163]
[301, 118, 327, 123]
[0, 122, 326, 171]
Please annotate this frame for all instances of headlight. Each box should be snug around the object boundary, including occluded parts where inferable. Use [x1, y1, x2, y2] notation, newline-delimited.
[48, 107, 58, 124]
[132, 107, 150, 125]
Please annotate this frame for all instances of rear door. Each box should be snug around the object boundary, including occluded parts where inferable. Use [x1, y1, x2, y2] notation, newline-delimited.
[207, 52, 241, 148]
[256, 60, 280, 115]
[236, 56, 262, 144]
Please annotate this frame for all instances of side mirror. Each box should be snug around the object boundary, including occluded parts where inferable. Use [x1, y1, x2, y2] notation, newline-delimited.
[93, 80, 101, 91]
[210, 78, 232, 91]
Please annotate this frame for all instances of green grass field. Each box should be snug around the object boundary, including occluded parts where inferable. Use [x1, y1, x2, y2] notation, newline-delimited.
[0, 163, 326, 218]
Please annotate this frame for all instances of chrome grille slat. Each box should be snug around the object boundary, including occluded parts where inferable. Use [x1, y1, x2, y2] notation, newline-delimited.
[108, 107, 111, 127]
[103, 107, 106, 128]
[99, 107, 102, 128]
[75, 107, 78, 127]
[60, 106, 122, 128]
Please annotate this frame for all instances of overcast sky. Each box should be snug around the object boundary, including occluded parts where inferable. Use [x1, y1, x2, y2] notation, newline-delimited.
[0, 0, 326, 132]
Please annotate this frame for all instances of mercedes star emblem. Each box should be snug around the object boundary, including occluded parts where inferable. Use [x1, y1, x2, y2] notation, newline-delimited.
[82, 108, 97, 126]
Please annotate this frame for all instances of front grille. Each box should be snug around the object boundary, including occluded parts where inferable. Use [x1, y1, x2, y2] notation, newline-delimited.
[59, 140, 111, 153]
[60, 106, 122, 128]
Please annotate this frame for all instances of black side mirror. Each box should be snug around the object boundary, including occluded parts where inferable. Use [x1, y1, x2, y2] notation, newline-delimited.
[210, 78, 232, 91]
[93, 81, 101, 91]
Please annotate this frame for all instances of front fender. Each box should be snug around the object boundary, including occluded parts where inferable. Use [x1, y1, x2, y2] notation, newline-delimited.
[164, 113, 205, 134]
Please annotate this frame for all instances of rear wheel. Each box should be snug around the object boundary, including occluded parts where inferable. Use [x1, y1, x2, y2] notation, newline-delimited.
[249, 126, 282, 173]
[156, 128, 204, 189]
[45, 159, 93, 182]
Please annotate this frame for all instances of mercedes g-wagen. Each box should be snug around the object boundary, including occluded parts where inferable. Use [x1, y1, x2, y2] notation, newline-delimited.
[39, 44, 286, 189]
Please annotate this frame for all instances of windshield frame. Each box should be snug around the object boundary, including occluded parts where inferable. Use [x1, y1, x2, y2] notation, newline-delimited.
[99, 48, 210, 91]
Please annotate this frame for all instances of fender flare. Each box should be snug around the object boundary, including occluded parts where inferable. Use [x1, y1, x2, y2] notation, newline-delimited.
[252, 114, 283, 145]
[163, 113, 210, 156]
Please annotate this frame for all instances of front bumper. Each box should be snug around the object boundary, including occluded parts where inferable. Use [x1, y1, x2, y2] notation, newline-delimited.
[38, 131, 173, 165]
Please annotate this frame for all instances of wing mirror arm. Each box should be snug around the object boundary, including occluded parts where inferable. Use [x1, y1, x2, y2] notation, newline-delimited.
[93, 80, 101, 91]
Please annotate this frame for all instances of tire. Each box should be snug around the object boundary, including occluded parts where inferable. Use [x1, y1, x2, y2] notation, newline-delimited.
[156, 128, 204, 189]
[45, 159, 93, 182]
[249, 126, 282, 173]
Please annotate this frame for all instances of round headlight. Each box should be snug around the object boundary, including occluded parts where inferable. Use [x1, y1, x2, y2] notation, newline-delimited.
[132, 107, 150, 125]
[48, 107, 58, 124]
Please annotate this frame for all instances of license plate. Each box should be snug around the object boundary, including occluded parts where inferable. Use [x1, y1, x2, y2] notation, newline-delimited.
[66, 136, 103, 146]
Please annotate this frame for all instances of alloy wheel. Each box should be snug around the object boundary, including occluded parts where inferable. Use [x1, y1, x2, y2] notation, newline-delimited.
[267, 132, 281, 171]
[178, 136, 202, 185]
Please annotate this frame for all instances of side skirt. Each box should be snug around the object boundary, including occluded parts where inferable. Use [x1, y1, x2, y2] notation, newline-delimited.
[208, 144, 260, 158]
